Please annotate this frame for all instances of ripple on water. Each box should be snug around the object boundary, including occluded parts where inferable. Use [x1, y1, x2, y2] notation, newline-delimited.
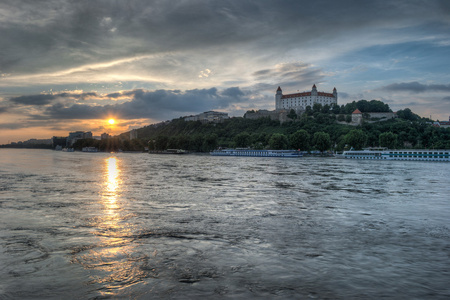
[0, 151, 449, 299]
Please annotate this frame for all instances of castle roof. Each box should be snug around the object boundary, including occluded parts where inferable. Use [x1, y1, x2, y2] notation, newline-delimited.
[277, 86, 282, 92]
[281, 91, 335, 99]
[281, 92, 311, 98]
[352, 109, 362, 114]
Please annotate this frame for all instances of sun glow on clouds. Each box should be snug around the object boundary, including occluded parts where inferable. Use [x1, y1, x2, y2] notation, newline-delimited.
[199, 69, 212, 78]
[0, 55, 169, 88]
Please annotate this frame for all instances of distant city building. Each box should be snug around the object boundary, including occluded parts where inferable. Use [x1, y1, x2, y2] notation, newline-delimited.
[67, 131, 93, 146]
[276, 84, 337, 111]
[432, 116, 450, 128]
[184, 111, 229, 123]
[23, 138, 52, 145]
[130, 129, 138, 140]
[101, 133, 111, 140]
[52, 136, 67, 148]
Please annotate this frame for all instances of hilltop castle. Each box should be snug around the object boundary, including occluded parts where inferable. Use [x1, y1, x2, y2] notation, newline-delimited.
[275, 84, 337, 111]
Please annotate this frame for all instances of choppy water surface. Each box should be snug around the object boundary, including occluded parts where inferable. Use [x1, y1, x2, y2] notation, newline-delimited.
[0, 149, 449, 299]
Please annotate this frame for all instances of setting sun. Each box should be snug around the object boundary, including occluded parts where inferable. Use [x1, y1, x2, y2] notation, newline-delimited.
[108, 119, 115, 125]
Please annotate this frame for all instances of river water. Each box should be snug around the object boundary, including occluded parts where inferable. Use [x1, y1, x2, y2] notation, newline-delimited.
[0, 149, 449, 299]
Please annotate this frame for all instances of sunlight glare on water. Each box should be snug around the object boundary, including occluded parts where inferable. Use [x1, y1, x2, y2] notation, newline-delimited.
[103, 156, 121, 210]
[77, 155, 144, 298]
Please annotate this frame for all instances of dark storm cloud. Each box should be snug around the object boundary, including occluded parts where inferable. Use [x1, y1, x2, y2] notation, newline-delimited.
[0, 122, 27, 129]
[2, 0, 449, 74]
[9, 92, 102, 106]
[106, 92, 122, 99]
[381, 82, 450, 93]
[9, 94, 57, 105]
[221, 87, 245, 98]
[37, 87, 249, 120]
[43, 102, 108, 119]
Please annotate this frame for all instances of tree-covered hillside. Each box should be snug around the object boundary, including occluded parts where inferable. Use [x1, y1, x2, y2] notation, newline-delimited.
[63, 101, 450, 152]
[114, 101, 449, 152]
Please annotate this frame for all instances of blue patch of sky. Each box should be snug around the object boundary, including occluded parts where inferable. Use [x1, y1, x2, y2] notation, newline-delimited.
[328, 41, 450, 85]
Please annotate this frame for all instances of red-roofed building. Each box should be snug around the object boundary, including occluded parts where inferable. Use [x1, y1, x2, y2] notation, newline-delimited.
[433, 116, 450, 128]
[275, 84, 337, 111]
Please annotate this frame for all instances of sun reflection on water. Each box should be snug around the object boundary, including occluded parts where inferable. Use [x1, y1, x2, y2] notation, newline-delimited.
[72, 156, 151, 297]
[103, 157, 121, 212]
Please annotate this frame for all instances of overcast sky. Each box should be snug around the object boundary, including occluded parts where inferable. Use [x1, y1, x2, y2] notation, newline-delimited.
[1, 0, 450, 143]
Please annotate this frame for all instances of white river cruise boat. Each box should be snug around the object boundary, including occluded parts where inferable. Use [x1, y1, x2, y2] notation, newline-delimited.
[342, 149, 450, 162]
[82, 147, 98, 152]
[210, 149, 302, 158]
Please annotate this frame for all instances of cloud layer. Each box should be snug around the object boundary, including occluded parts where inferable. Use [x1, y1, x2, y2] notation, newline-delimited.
[1, 0, 450, 142]
[381, 82, 450, 93]
[7, 87, 250, 120]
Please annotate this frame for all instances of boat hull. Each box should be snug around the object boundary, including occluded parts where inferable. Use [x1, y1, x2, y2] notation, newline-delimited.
[342, 149, 450, 162]
[210, 149, 302, 158]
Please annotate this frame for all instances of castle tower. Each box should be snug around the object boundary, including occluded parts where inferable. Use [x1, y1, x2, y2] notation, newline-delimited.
[311, 84, 318, 96]
[275, 86, 283, 110]
[333, 87, 338, 102]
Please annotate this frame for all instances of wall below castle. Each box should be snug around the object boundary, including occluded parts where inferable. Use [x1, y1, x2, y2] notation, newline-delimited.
[244, 109, 295, 123]
[352, 112, 396, 125]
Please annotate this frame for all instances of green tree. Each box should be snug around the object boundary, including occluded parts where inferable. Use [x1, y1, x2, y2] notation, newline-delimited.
[189, 134, 204, 152]
[290, 129, 310, 151]
[130, 139, 145, 151]
[345, 129, 368, 150]
[268, 133, 289, 150]
[331, 104, 341, 114]
[167, 136, 178, 149]
[234, 132, 250, 148]
[379, 132, 398, 149]
[122, 139, 131, 151]
[396, 108, 419, 121]
[287, 109, 298, 120]
[202, 134, 218, 151]
[321, 104, 331, 114]
[148, 139, 155, 151]
[155, 136, 169, 150]
[313, 103, 322, 113]
[345, 115, 352, 123]
[313, 132, 331, 153]
[305, 105, 313, 116]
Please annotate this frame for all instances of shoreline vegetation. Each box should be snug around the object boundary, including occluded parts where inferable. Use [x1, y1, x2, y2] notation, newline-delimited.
[2, 101, 449, 153]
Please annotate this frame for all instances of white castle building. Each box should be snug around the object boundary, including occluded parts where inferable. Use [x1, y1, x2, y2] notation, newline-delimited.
[275, 84, 337, 111]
